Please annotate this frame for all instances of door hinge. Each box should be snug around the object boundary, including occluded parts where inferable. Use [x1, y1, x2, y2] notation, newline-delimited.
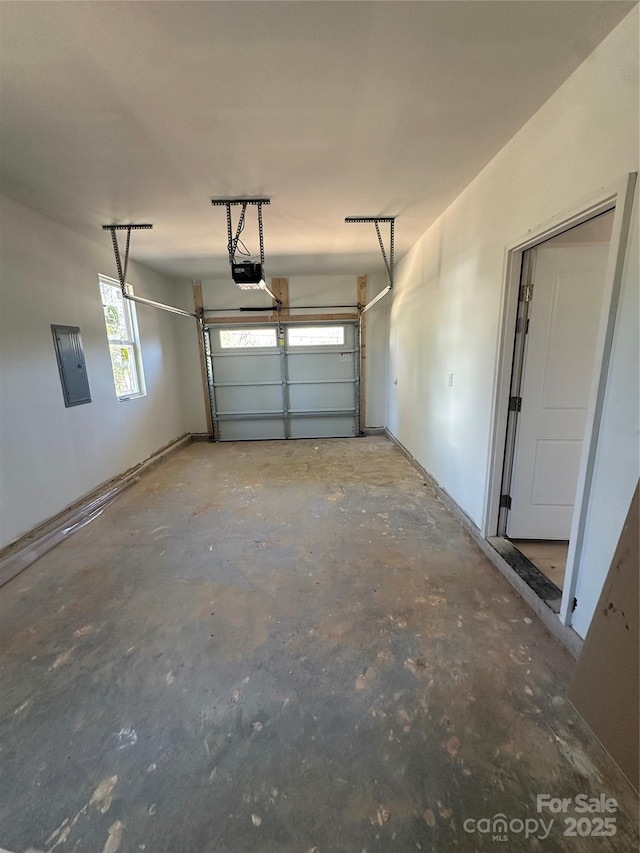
[520, 283, 534, 302]
[572, 597, 578, 612]
[500, 494, 512, 510]
[509, 396, 522, 412]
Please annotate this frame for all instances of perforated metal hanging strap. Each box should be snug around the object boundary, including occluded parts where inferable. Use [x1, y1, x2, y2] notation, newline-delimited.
[230, 203, 248, 264]
[104, 224, 152, 296]
[213, 198, 270, 265]
[122, 228, 132, 292]
[374, 221, 393, 287]
[258, 202, 265, 267]
[109, 228, 126, 294]
[345, 216, 395, 288]
[225, 205, 233, 265]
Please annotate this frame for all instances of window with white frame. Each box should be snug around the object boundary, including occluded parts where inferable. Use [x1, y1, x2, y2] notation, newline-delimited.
[99, 275, 145, 399]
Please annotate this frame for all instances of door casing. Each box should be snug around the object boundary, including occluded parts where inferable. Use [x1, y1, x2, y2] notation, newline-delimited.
[483, 172, 637, 629]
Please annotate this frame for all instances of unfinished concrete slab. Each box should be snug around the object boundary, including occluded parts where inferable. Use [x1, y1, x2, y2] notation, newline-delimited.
[0, 437, 637, 852]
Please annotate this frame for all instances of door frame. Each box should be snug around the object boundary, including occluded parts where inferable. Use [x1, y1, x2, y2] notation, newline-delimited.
[499, 238, 613, 541]
[205, 320, 361, 441]
[482, 172, 637, 628]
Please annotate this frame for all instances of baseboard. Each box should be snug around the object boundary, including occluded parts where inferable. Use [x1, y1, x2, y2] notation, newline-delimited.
[0, 433, 191, 588]
[363, 427, 386, 436]
[385, 429, 583, 659]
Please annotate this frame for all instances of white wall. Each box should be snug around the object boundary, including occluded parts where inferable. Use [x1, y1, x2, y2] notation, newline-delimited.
[364, 273, 390, 429]
[287, 275, 359, 314]
[0, 195, 189, 549]
[174, 281, 210, 435]
[387, 9, 638, 533]
[386, 9, 638, 637]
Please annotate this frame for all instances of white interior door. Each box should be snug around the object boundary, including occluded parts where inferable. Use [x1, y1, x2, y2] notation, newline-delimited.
[507, 244, 610, 539]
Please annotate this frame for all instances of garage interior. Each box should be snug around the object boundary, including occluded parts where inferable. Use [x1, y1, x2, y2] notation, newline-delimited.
[0, 3, 638, 852]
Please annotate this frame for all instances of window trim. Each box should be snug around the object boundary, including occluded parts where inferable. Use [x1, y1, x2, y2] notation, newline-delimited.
[99, 274, 146, 400]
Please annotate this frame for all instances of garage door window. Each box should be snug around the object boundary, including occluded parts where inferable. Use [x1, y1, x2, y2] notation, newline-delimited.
[287, 326, 344, 347]
[219, 328, 278, 349]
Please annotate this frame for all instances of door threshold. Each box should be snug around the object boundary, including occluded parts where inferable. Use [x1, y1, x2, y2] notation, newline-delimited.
[487, 536, 562, 613]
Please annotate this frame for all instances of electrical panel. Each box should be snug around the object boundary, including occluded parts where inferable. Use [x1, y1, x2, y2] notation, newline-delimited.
[51, 325, 91, 407]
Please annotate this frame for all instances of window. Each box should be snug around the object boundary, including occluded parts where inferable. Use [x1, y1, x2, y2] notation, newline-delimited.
[219, 328, 278, 349]
[287, 326, 345, 347]
[99, 275, 145, 399]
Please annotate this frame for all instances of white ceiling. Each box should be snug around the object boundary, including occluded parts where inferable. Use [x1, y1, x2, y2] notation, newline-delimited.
[0, 1, 634, 280]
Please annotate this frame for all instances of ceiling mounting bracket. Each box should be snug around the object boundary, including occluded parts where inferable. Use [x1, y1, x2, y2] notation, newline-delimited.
[345, 216, 395, 288]
[346, 216, 395, 314]
[102, 222, 200, 322]
[102, 223, 153, 296]
[211, 198, 270, 268]
[211, 198, 280, 304]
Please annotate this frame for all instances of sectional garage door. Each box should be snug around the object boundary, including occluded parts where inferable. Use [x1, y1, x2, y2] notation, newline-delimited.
[206, 323, 360, 440]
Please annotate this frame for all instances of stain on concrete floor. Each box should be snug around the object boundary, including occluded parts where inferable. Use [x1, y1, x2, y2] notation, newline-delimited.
[0, 437, 637, 852]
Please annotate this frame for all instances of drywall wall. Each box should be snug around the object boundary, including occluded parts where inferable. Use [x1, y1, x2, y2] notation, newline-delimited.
[173, 282, 211, 435]
[387, 9, 638, 543]
[364, 273, 391, 429]
[572, 191, 639, 638]
[0, 194, 189, 550]
[179, 272, 389, 431]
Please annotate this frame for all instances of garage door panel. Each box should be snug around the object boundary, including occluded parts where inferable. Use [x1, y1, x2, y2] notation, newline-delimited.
[287, 352, 355, 382]
[212, 353, 281, 384]
[215, 384, 283, 413]
[218, 418, 286, 441]
[289, 416, 355, 439]
[288, 382, 355, 410]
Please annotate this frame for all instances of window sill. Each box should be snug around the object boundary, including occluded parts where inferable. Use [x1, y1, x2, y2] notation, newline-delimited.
[118, 393, 146, 402]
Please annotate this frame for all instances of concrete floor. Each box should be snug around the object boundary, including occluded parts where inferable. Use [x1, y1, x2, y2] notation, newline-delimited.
[0, 437, 637, 853]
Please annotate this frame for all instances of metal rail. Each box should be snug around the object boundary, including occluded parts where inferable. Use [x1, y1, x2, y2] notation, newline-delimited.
[102, 223, 200, 322]
[127, 294, 196, 318]
[203, 304, 359, 312]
